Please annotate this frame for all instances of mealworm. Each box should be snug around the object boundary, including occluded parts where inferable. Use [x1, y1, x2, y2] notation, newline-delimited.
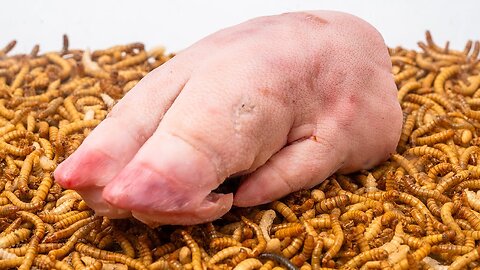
[75, 242, 147, 270]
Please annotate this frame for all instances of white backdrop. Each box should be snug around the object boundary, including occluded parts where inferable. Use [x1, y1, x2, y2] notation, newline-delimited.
[1, 0, 479, 54]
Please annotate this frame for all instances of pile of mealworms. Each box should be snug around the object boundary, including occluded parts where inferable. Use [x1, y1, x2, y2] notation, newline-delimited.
[1, 32, 480, 270]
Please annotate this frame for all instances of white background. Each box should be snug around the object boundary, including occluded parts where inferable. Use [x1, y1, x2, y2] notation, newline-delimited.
[1, 0, 479, 54]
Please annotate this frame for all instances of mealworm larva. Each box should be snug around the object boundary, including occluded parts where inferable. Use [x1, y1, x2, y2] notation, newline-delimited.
[53, 210, 94, 229]
[258, 209, 276, 242]
[274, 223, 304, 239]
[270, 201, 298, 223]
[40, 210, 81, 223]
[420, 41, 466, 63]
[113, 230, 136, 258]
[2, 190, 42, 210]
[16, 148, 42, 193]
[307, 216, 331, 230]
[398, 81, 422, 102]
[440, 202, 465, 245]
[178, 246, 192, 264]
[57, 119, 100, 143]
[148, 259, 169, 270]
[46, 53, 72, 79]
[458, 74, 480, 96]
[209, 246, 252, 265]
[230, 247, 249, 266]
[448, 246, 480, 270]
[72, 251, 87, 270]
[407, 145, 448, 162]
[380, 210, 404, 227]
[210, 236, 242, 249]
[18, 235, 39, 270]
[48, 221, 99, 260]
[137, 234, 153, 266]
[0, 257, 24, 269]
[0, 140, 34, 156]
[111, 51, 148, 70]
[63, 96, 81, 121]
[76, 95, 104, 109]
[0, 129, 34, 142]
[404, 94, 446, 114]
[397, 111, 417, 152]
[423, 93, 455, 112]
[465, 190, 480, 211]
[342, 248, 388, 269]
[339, 210, 368, 224]
[5, 243, 64, 256]
[0, 204, 19, 216]
[232, 258, 263, 270]
[391, 154, 419, 178]
[403, 175, 450, 203]
[290, 235, 315, 267]
[180, 230, 202, 270]
[100, 93, 116, 109]
[433, 66, 462, 96]
[364, 216, 384, 243]
[394, 67, 418, 85]
[459, 145, 480, 169]
[431, 243, 473, 256]
[10, 63, 30, 90]
[241, 216, 267, 257]
[38, 96, 64, 118]
[364, 173, 378, 193]
[322, 209, 344, 264]
[315, 195, 350, 213]
[427, 162, 453, 179]
[282, 234, 305, 259]
[0, 228, 31, 248]
[416, 53, 439, 72]
[415, 129, 455, 146]
[152, 243, 177, 258]
[82, 50, 110, 79]
[435, 169, 470, 194]
[97, 234, 114, 249]
[310, 189, 325, 202]
[458, 207, 480, 230]
[75, 242, 147, 270]
[30, 172, 53, 205]
[0, 248, 19, 261]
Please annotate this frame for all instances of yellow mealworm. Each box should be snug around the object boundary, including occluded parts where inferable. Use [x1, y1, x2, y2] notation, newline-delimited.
[315, 195, 350, 213]
[75, 242, 147, 270]
[270, 201, 298, 223]
[53, 210, 94, 229]
[241, 216, 267, 257]
[46, 53, 72, 79]
[180, 230, 202, 270]
[48, 220, 99, 260]
[113, 229, 136, 258]
[0, 228, 31, 248]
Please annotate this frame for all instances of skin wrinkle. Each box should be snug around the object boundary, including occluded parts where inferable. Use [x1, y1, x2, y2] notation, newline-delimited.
[108, 77, 190, 145]
[161, 130, 224, 185]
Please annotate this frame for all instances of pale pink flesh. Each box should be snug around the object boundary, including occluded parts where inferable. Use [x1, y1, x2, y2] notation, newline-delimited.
[54, 11, 402, 225]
